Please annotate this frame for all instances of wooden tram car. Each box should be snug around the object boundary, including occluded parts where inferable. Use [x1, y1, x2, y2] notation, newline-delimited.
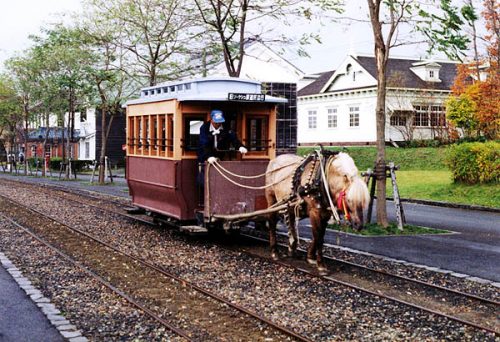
[125, 77, 287, 231]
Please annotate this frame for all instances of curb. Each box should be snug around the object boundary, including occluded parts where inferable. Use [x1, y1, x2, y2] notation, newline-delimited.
[0, 251, 88, 342]
[395, 198, 500, 213]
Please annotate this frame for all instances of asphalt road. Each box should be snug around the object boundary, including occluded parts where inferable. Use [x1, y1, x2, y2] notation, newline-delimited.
[292, 200, 500, 282]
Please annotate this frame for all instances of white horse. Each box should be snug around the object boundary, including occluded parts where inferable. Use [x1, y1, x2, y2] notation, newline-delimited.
[265, 152, 370, 273]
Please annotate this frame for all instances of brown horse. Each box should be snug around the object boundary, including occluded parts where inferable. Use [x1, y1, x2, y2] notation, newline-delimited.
[265, 151, 370, 273]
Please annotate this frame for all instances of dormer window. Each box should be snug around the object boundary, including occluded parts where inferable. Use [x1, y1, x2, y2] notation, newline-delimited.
[410, 61, 442, 82]
[346, 64, 352, 75]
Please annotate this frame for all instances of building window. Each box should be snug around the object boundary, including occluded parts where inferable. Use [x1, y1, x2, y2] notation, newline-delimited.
[327, 108, 337, 128]
[308, 110, 317, 129]
[429, 70, 435, 78]
[414, 105, 429, 126]
[413, 105, 446, 127]
[430, 105, 446, 127]
[85, 142, 90, 159]
[390, 110, 412, 126]
[349, 106, 360, 127]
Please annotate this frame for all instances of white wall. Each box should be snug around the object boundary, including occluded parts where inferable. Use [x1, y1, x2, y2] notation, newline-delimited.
[76, 108, 97, 160]
[298, 92, 377, 144]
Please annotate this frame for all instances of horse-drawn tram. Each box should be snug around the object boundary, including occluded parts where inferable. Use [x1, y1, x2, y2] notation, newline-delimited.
[125, 77, 287, 232]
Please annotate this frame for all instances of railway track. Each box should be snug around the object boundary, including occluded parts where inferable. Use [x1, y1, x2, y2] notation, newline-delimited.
[0, 194, 310, 342]
[237, 232, 500, 336]
[1, 178, 499, 338]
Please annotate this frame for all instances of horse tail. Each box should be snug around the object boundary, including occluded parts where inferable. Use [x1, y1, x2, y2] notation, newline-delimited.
[346, 176, 370, 209]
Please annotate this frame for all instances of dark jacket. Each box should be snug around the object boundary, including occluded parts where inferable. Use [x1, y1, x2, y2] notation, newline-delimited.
[197, 121, 244, 162]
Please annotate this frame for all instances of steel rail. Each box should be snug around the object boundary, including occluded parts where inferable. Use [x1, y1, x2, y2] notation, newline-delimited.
[0, 192, 312, 342]
[240, 233, 500, 336]
[0, 210, 193, 341]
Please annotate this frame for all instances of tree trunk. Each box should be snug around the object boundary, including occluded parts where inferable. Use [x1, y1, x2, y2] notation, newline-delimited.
[374, 46, 389, 227]
[99, 107, 107, 184]
[23, 104, 29, 175]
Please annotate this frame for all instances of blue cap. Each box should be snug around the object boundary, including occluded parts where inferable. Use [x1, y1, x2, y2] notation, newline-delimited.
[211, 109, 225, 123]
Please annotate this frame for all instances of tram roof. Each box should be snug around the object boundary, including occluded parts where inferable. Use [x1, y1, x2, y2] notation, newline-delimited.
[125, 77, 287, 106]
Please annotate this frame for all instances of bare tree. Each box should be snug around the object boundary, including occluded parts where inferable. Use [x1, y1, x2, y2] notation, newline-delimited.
[87, 0, 196, 86]
[193, 0, 342, 77]
[366, 0, 471, 226]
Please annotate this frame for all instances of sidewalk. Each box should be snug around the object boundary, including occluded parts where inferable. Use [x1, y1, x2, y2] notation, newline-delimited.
[0, 171, 129, 199]
[0, 253, 66, 342]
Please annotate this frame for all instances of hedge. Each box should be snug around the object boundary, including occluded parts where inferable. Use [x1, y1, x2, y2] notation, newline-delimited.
[26, 157, 94, 172]
[446, 141, 499, 184]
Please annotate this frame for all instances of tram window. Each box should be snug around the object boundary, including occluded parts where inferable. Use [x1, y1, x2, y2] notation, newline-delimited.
[160, 117, 166, 152]
[137, 117, 143, 149]
[183, 116, 204, 151]
[167, 115, 174, 156]
[246, 116, 268, 151]
[152, 116, 158, 151]
[144, 118, 150, 150]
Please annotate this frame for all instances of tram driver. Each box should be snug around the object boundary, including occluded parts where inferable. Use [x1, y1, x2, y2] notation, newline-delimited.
[197, 109, 247, 164]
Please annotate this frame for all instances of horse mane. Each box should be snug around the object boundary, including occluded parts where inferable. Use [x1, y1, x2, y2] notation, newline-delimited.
[347, 177, 370, 209]
[329, 152, 370, 209]
[329, 152, 359, 180]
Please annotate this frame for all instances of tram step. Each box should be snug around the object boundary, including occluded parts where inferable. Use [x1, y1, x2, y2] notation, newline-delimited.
[124, 207, 145, 215]
[180, 225, 209, 234]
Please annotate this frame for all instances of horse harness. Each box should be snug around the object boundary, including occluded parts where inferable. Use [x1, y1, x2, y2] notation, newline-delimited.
[289, 150, 348, 220]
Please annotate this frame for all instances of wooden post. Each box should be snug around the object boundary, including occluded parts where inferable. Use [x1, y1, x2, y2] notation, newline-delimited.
[90, 160, 97, 183]
[104, 156, 109, 182]
[58, 162, 64, 180]
[68, 158, 73, 179]
[388, 162, 406, 230]
[362, 169, 376, 224]
[107, 157, 114, 183]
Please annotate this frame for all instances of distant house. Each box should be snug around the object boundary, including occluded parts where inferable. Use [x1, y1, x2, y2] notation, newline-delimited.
[24, 108, 126, 165]
[26, 127, 80, 159]
[297, 54, 459, 145]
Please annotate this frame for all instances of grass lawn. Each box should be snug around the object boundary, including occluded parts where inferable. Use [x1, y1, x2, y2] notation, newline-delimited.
[391, 170, 500, 208]
[328, 223, 449, 236]
[297, 146, 499, 208]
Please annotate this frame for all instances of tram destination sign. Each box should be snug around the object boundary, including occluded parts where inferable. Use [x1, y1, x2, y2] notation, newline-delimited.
[228, 93, 266, 102]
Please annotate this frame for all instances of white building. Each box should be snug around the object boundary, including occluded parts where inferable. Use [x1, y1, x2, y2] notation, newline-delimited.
[75, 109, 97, 160]
[206, 41, 305, 85]
[297, 54, 458, 145]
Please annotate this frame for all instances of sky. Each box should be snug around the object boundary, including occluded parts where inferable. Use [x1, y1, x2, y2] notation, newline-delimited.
[0, 1, 479, 75]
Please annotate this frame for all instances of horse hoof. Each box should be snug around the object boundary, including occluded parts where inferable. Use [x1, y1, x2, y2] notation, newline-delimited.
[271, 253, 279, 261]
[317, 266, 328, 276]
[306, 258, 316, 265]
[287, 249, 297, 258]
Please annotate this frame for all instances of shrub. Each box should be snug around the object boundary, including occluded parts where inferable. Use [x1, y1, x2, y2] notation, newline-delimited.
[446, 141, 499, 184]
[27, 157, 93, 172]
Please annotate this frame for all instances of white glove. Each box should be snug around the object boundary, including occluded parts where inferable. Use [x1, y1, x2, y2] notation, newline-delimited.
[239, 146, 248, 154]
[212, 128, 221, 135]
[207, 156, 217, 164]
